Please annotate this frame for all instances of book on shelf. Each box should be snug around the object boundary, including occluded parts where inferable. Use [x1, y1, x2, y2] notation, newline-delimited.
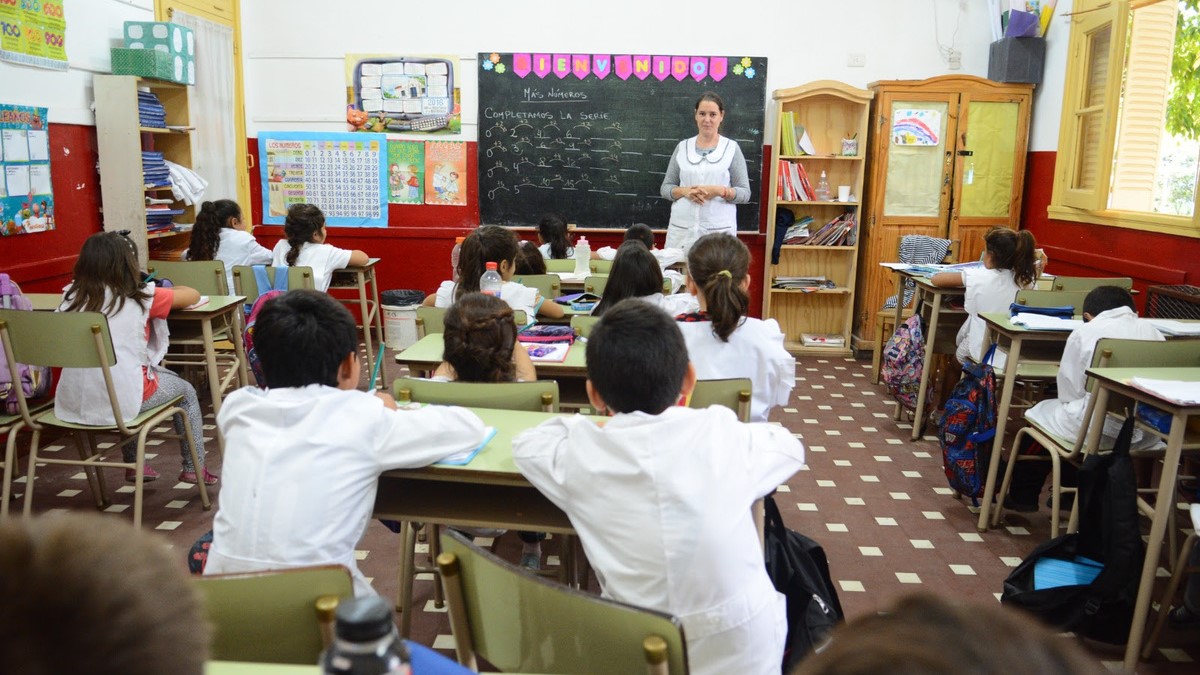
[781, 215, 815, 244]
[780, 112, 798, 156]
[800, 333, 847, 347]
[772, 276, 834, 290]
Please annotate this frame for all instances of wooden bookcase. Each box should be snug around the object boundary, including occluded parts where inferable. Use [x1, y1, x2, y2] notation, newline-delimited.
[762, 81, 873, 357]
[94, 74, 194, 266]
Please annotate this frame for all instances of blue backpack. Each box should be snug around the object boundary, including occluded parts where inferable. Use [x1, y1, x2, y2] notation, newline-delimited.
[938, 344, 999, 504]
[244, 266, 289, 386]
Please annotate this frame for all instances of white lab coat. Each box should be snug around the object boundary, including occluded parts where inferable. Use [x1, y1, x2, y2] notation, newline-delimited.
[270, 240, 353, 292]
[596, 245, 685, 270]
[1025, 306, 1165, 449]
[434, 280, 540, 323]
[677, 317, 796, 422]
[956, 266, 1027, 369]
[664, 136, 740, 251]
[205, 385, 487, 596]
[186, 228, 272, 293]
[513, 406, 804, 675]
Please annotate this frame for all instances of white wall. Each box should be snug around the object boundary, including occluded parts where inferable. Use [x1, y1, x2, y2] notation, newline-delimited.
[242, 0, 1071, 151]
[0, 0, 154, 125]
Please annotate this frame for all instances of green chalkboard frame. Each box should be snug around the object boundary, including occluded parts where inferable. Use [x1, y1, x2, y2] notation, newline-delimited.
[477, 53, 767, 231]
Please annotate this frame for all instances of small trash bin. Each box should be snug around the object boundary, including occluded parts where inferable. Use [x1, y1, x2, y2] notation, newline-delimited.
[381, 289, 425, 351]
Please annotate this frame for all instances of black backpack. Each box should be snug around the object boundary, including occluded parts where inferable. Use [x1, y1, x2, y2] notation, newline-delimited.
[1000, 415, 1144, 645]
[764, 494, 843, 670]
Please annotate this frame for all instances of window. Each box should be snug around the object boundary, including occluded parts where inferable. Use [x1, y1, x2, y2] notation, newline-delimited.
[1050, 0, 1200, 236]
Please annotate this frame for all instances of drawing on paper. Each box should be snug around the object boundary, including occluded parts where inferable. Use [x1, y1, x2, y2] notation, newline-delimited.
[892, 109, 941, 146]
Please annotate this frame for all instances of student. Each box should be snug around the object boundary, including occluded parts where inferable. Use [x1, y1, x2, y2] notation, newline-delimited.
[591, 240, 696, 318]
[536, 212, 573, 259]
[1006, 286, 1164, 511]
[184, 199, 271, 293]
[676, 233, 795, 422]
[513, 300, 805, 675]
[424, 224, 565, 321]
[931, 227, 1039, 368]
[0, 514, 212, 675]
[514, 239, 547, 275]
[55, 231, 214, 484]
[595, 222, 685, 269]
[205, 290, 488, 596]
[271, 203, 369, 292]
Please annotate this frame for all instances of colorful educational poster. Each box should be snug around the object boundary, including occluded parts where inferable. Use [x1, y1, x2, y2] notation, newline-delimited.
[0, 104, 54, 237]
[0, 0, 67, 71]
[258, 131, 388, 227]
[387, 140, 424, 204]
[425, 141, 466, 206]
[892, 109, 941, 146]
[345, 54, 461, 135]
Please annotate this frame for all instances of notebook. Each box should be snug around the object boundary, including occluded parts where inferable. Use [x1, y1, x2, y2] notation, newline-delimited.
[435, 426, 498, 466]
[524, 342, 570, 363]
[1032, 556, 1104, 590]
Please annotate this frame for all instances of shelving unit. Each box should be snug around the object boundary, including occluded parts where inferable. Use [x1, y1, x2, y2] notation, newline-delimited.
[763, 81, 873, 356]
[94, 74, 194, 266]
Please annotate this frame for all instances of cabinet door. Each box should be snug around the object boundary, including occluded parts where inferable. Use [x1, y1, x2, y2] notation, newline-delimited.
[950, 93, 1030, 263]
[857, 92, 959, 339]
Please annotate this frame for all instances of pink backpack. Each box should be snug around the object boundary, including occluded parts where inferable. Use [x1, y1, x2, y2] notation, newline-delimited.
[0, 274, 53, 413]
[243, 266, 289, 387]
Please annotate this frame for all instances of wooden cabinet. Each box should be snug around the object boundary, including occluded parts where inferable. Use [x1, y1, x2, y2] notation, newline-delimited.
[762, 81, 872, 357]
[854, 75, 1032, 349]
[94, 74, 194, 266]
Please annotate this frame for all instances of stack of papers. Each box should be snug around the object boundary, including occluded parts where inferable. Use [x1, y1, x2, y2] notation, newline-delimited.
[1011, 313, 1083, 331]
[1129, 377, 1200, 405]
[1147, 319, 1200, 336]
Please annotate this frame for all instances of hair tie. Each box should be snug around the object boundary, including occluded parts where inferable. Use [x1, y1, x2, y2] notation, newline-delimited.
[717, 270, 733, 279]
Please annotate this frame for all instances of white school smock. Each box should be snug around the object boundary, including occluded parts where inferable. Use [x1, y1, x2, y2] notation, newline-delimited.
[433, 280, 540, 322]
[663, 136, 742, 251]
[513, 406, 804, 675]
[677, 316, 796, 422]
[205, 385, 487, 597]
[54, 285, 169, 426]
[1024, 306, 1165, 450]
[956, 266, 1026, 369]
[596, 245, 686, 269]
[635, 292, 698, 317]
[270, 240, 353, 292]
[214, 229, 272, 292]
[537, 242, 574, 259]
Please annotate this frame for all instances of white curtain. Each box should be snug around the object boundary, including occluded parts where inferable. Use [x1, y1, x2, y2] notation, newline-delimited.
[172, 11, 237, 205]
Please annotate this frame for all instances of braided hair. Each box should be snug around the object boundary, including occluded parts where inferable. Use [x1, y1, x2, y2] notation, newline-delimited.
[283, 203, 325, 266]
[443, 292, 517, 383]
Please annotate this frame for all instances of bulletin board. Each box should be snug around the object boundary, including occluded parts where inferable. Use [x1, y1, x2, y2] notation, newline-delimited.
[1, 104, 54, 236]
[258, 131, 388, 227]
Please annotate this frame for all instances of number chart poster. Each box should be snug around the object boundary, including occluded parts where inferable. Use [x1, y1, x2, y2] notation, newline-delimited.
[0, 0, 67, 71]
[0, 104, 54, 237]
[345, 54, 461, 135]
[387, 140, 424, 205]
[258, 132, 388, 227]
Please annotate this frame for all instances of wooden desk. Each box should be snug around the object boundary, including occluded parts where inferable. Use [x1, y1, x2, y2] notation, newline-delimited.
[1082, 367, 1200, 670]
[888, 271, 966, 440]
[329, 259, 385, 391]
[394, 333, 587, 380]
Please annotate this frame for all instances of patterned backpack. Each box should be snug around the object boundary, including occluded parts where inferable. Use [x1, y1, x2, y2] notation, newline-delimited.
[880, 313, 926, 411]
[0, 273, 53, 413]
[243, 266, 289, 387]
[938, 343, 999, 504]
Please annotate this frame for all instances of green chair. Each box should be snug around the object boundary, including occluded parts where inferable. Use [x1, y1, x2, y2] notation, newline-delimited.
[146, 259, 229, 294]
[514, 273, 562, 301]
[389, 376, 560, 637]
[150, 259, 240, 398]
[193, 565, 354, 664]
[1012, 289, 1090, 315]
[689, 378, 753, 423]
[571, 314, 600, 338]
[438, 529, 688, 675]
[416, 306, 528, 339]
[0, 310, 211, 528]
[584, 275, 608, 296]
[1051, 276, 1133, 292]
[589, 259, 614, 274]
[231, 265, 315, 307]
[0, 339, 52, 519]
[546, 259, 575, 273]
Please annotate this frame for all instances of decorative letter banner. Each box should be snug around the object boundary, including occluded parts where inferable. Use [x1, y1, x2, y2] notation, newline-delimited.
[486, 53, 760, 86]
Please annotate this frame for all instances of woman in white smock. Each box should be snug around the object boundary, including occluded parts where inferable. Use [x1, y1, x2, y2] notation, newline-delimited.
[660, 92, 750, 252]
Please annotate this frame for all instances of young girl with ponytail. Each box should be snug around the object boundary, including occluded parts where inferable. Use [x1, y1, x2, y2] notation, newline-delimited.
[185, 199, 271, 293]
[270, 203, 368, 291]
[676, 233, 795, 422]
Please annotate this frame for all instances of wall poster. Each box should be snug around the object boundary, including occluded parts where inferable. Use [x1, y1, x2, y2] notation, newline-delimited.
[258, 131, 387, 227]
[425, 141, 466, 206]
[1, 104, 54, 237]
[388, 140, 424, 204]
[892, 109, 941, 146]
[345, 54, 461, 135]
[0, 0, 66, 71]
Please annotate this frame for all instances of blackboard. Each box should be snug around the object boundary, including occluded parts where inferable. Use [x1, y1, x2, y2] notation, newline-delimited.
[477, 53, 767, 231]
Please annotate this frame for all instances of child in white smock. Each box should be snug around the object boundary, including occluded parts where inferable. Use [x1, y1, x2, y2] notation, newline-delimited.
[270, 203, 369, 292]
[184, 199, 271, 293]
[590, 240, 697, 318]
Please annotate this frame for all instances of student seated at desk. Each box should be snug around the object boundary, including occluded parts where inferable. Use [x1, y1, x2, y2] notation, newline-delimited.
[676, 233, 795, 422]
[514, 239, 547, 275]
[271, 203, 369, 292]
[425, 225, 565, 321]
[535, 212, 574, 259]
[1006, 286, 1164, 511]
[184, 199, 271, 293]
[595, 223, 686, 291]
[513, 300, 805, 675]
[205, 290, 487, 596]
[56, 231, 214, 485]
[590, 240, 697, 318]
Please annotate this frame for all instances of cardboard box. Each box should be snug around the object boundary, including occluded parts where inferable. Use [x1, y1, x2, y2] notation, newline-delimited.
[988, 37, 1045, 84]
[123, 21, 195, 58]
[110, 48, 194, 86]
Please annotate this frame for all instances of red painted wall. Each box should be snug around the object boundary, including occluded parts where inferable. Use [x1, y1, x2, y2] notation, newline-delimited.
[1021, 151, 1200, 306]
[0, 123, 102, 292]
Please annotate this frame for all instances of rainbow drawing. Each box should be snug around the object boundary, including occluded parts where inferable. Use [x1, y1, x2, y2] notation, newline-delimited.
[891, 109, 941, 146]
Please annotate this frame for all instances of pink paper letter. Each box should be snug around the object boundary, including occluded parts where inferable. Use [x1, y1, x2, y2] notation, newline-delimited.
[671, 56, 688, 81]
[709, 57, 728, 82]
[633, 55, 652, 81]
[689, 57, 708, 82]
[593, 54, 611, 79]
[652, 56, 670, 81]
[553, 53, 570, 79]
[532, 53, 552, 79]
[572, 54, 590, 80]
[614, 55, 632, 80]
[513, 53, 531, 78]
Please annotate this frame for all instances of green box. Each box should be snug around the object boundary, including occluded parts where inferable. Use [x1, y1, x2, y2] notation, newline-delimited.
[123, 21, 194, 57]
[110, 48, 194, 86]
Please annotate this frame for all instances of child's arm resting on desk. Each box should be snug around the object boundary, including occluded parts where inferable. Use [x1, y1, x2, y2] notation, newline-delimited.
[512, 417, 575, 506]
[167, 285, 202, 310]
[347, 250, 370, 266]
[929, 271, 964, 288]
[373, 399, 488, 469]
[743, 422, 806, 498]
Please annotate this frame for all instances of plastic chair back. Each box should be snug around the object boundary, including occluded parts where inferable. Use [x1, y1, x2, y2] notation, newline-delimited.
[571, 314, 600, 338]
[689, 378, 753, 422]
[513, 274, 562, 301]
[437, 529, 688, 675]
[1051, 276, 1133, 292]
[584, 275, 608, 296]
[589, 259, 613, 274]
[231, 265, 315, 306]
[0, 309, 115, 369]
[147, 260, 228, 295]
[415, 306, 526, 338]
[545, 259, 575, 273]
[393, 377, 559, 413]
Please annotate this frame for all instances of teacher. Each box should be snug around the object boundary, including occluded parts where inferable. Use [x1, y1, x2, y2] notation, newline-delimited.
[660, 91, 751, 251]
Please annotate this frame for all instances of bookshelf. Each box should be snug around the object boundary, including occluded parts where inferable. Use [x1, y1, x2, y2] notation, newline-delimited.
[763, 81, 873, 356]
[94, 75, 194, 266]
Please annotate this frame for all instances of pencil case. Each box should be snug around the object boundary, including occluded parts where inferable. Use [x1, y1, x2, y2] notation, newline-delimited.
[1009, 303, 1073, 319]
[555, 292, 601, 305]
[517, 324, 575, 344]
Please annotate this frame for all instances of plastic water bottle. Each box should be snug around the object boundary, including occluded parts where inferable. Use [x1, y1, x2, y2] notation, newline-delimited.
[815, 171, 831, 201]
[450, 236, 465, 282]
[320, 596, 412, 674]
[480, 261, 503, 298]
[573, 236, 591, 276]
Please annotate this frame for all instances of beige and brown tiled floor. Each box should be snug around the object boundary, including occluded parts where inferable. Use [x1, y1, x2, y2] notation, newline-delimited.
[9, 351, 1199, 672]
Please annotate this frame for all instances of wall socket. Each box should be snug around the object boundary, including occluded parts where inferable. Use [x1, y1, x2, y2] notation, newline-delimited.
[948, 49, 962, 70]
[847, 53, 866, 68]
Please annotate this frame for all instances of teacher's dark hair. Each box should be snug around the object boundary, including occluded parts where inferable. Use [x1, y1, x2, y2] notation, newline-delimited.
[695, 91, 726, 113]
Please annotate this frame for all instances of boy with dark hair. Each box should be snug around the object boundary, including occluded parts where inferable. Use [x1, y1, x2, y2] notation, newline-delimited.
[205, 290, 487, 595]
[1007, 285, 1163, 510]
[514, 299, 805, 675]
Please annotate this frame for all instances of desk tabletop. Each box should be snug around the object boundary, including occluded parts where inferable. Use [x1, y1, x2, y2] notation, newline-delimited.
[980, 311, 1078, 337]
[205, 640, 473, 674]
[27, 293, 245, 315]
[395, 334, 587, 373]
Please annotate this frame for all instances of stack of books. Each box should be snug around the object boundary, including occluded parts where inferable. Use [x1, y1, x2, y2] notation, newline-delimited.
[141, 151, 171, 189]
[804, 212, 858, 246]
[137, 90, 167, 128]
[145, 206, 184, 233]
[777, 160, 816, 201]
[771, 276, 834, 290]
[779, 112, 817, 155]
[781, 215, 815, 245]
